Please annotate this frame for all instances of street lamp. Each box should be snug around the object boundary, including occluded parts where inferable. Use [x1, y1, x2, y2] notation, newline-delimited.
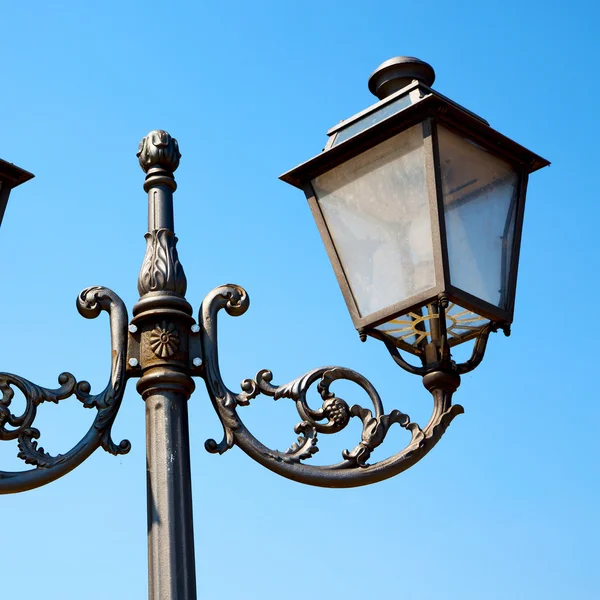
[0, 57, 548, 599]
[281, 56, 548, 357]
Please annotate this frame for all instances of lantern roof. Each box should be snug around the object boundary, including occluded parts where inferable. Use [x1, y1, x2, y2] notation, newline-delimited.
[0, 159, 34, 189]
[281, 58, 549, 189]
[0, 159, 34, 227]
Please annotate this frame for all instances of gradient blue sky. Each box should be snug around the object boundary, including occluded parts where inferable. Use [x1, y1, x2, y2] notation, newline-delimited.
[1, 1, 598, 599]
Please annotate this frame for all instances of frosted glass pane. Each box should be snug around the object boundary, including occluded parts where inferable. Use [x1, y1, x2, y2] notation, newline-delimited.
[438, 126, 519, 309]
[312, 124, 435, 318]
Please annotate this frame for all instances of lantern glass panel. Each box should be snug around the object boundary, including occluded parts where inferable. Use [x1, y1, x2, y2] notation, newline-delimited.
[312, 124, 435, 318]
[438, 125, 519, 309]
[332, 92, 414, 147]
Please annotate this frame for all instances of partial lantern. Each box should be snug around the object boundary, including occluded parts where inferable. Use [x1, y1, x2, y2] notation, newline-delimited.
[280, 56, 549, 356]
[0, 158, 34, 228]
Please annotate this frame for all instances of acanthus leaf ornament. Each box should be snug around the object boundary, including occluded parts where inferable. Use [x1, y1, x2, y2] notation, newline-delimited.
[138, 229, 187, 296]
[267, 421, 319, 464]
[341, 405, 412, 467]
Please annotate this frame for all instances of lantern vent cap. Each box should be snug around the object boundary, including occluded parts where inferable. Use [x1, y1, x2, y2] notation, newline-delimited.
[368, 56, 435, 100]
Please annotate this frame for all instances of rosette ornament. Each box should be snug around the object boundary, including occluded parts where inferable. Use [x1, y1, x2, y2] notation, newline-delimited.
[149, 322, 180, 358]
[137, 129, 181, 174]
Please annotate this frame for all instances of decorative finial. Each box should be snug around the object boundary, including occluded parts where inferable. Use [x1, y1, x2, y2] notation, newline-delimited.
[368, 57, 435, 100]
[137, 130, 181, 174]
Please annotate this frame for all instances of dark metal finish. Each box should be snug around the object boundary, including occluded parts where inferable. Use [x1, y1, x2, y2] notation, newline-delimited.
[0, 286, 130, 493]
[325, 81, 488, 141]
[146, 389, 196, 600]
[0, 158, 34, 227]
[198, 285, 475, 488]
[368, 56, 435, 99]
[0, 131, 199, 596]
[0, 56, 548, 599]
[280, 86, 548, 189]
[135, 130, 197, 600]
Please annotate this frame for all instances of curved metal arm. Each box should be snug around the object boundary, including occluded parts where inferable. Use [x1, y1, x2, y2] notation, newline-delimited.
[373, 319, 500, 376]
[455, 323, 503, 374]
[199, 284, 464, 488]
[0, 286, 131, 494]
[368, 328, 428, 376]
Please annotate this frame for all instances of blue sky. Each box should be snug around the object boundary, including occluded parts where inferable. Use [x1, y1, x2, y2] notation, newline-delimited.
[1, 1, 598, 598]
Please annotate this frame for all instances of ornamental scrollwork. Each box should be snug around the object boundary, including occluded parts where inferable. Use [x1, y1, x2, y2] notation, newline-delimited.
[0, 286, 131, 494]
[198, 284, 475, 488]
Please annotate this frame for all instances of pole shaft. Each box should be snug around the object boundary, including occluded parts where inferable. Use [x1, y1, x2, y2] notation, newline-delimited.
[146, 390, 197, 600]
[134, 130, 197, 600]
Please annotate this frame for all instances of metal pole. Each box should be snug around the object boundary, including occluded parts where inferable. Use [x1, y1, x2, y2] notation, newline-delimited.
[146, 390, 196, 599]
[132, 131, 197, 600]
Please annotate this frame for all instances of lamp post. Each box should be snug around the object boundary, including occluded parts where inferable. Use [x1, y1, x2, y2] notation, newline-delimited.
[0, 57, 548, 599]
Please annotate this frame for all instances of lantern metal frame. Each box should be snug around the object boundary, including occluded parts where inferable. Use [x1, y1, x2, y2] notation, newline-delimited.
[281, 75, 549, 355]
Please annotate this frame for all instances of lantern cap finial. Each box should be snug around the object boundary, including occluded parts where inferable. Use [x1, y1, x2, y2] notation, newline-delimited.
[368, 56, 435, 100]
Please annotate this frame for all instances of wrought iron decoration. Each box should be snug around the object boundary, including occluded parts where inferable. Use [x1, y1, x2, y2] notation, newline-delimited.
[0, 286, 130, 493]
[0, 129, 501, 493]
